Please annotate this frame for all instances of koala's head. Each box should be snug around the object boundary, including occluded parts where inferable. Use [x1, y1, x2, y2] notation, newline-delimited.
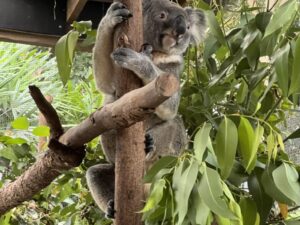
[143, 0, 206, 55]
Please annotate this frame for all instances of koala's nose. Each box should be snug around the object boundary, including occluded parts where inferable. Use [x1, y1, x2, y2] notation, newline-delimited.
[173, 15, 186, 36]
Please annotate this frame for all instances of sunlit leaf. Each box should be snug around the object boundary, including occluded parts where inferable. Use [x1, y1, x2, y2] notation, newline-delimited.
[11, 116, 29, 130]
[32, 126, 50, 137]
[55, 31, 79, 85]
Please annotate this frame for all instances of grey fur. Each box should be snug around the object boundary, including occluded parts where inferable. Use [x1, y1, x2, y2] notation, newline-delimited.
[87, 0, 206, 214]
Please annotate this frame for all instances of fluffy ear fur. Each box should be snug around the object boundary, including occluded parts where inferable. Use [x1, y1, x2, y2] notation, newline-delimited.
[185, 7, 206, 46]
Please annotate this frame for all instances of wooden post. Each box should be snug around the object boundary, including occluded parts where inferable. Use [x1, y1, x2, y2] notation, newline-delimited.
[113, 0, 145, 225]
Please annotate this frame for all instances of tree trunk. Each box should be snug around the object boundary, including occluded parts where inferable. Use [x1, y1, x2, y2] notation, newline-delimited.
[113, 0, 144, 224]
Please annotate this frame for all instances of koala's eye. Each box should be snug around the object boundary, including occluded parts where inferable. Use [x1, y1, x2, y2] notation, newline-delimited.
[159, 12, 167, 20]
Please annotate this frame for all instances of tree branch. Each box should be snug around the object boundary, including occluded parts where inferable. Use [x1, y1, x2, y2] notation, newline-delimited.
[0, 73, 179, 215]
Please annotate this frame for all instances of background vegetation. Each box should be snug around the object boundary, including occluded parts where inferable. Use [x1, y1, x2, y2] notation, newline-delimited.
[1, 0, 300, 224]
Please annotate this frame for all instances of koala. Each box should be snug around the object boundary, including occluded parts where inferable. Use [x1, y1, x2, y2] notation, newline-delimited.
[86, 0, 206, 218]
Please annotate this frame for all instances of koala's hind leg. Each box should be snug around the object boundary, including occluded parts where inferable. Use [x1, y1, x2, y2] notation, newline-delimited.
[145, 116, 187, 170]
[86, 164, 115, 214]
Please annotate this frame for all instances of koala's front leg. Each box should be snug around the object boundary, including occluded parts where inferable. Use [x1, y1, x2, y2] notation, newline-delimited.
[93, 3, 132, 94]
[111, 47, 161, 84]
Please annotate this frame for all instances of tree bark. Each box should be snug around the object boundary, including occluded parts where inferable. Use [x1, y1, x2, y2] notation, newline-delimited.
[112, 0, 144, 224]
[0, 74, 179, 216]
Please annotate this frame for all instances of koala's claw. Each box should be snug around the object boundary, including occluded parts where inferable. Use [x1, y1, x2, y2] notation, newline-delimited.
[145, 133, 154, 154]
[107, 2, 132, 26]
[105, 199, 115, 219]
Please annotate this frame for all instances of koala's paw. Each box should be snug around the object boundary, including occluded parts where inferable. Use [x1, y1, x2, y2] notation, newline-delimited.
[111, 47, 141, 70]
[144, 133, 154, 154]
[106, 2, 132, 28]
[105, 199, 115, 219]
[140, 43, 153, 58]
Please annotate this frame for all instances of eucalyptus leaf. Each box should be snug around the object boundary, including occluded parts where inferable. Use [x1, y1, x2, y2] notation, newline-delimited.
[205, 11, 226, 45]
[144, 156, 177, 182]
[173, 159, 199, 224]
[248, 168, 273, 225]
[142, 179, 166, 212]
[198, 166, 236, 219]
[188, 185, 210, 225]
[55, 31, 79, 85]
[214, 117, 238, 179]
[264, 0, 298, 37]
[194, 122, 212, 162]
[274, 44, 290, 97]
[289, 35, 300, 95]
[262, 165, 294, 205]
[272, 163, 300, 205]
[239, 197, 260, 225]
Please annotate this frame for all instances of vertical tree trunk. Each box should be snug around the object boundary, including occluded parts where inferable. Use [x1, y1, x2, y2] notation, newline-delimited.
[113, 1, 145, 225]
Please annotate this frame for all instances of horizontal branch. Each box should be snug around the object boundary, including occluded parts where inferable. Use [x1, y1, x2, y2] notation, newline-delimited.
[0, 73, 179, 215]
[59, 73, 179, 147]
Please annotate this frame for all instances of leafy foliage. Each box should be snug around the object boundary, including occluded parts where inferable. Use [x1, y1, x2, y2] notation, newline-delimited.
[143, 0, 300, 224]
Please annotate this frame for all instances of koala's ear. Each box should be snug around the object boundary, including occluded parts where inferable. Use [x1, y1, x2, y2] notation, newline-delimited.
[185, 8, 206, 46]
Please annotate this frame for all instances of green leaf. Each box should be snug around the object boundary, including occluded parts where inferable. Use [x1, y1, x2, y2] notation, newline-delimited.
[72, 21, 92, 34]
[255, 12, 272, 33]
[222, 181, 243, 225]
[239, 197, 260, 225]
[144, 156, 177, 182]
[0, 147, 18, 161]
[173, 159, 199, 224]
[264, 0, 298, 37]
[214, 117, 238, 179]
[205, 11, 226, 45]
[262, 165, 294, 205]
[284, 127, 300, 141]
[266, 132, 276, 162]
[11, 116, 29, 130]
[248, 168, 273, 225]
[274, 44, 290, 97]
[142, 179, 166, 212]
[238, 118, 255, 173]
[55, 31, 79, 85]
[0, 211, 12, 225]
[198, 166, 236, 219]
[237, 79, 248, 104]
[32, 126, 50, 137]
[6, 138, 27, 145]
[272, 163, 300, 205]
[260, 30, 280, 56]
[289, 35, 300, 95]
[194, 123, 212, 162]
[188, 186, 210, 225]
